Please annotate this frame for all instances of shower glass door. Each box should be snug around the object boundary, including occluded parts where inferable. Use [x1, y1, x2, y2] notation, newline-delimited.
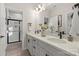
[8, 20, 20, 43]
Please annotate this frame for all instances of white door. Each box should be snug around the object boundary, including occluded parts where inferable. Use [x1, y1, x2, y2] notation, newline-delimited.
[0, 3, 7, 56]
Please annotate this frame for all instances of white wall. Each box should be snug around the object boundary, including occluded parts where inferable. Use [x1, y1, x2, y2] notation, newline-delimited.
[48, 3, 74, 17]
[0, 3, 7, 56]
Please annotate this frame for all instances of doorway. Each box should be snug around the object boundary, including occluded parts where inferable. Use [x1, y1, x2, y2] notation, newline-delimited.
[7, 19, 22, 44]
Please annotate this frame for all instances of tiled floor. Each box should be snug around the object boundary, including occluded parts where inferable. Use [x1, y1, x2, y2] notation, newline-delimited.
[6, 42, 30, 56]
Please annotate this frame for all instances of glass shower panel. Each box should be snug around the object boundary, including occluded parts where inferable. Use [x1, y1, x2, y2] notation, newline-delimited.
[8, 20, 19, 43]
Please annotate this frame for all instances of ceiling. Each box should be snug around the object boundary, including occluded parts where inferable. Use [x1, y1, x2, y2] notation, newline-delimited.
[4, 3, 75, 13]
[5, 3, 56, 9]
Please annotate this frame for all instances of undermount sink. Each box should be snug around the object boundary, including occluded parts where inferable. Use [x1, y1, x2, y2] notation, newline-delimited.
[39, 34, 68, 44]
[47, 38, 67, 43]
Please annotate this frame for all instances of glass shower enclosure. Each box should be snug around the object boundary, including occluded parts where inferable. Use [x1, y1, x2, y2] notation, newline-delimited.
[7, 19, 22, 43]
[6, 9, 22, 44]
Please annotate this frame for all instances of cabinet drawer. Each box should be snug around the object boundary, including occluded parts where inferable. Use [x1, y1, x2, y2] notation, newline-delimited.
[32, 38, 38, 47]
[32, 45, 38, 56]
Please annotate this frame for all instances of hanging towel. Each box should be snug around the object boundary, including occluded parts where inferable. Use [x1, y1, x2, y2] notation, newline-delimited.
[69, 7, 79, 36]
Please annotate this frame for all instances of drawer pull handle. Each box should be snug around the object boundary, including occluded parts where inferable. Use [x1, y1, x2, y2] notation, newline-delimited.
[28, 39, 30, 42]
[33, 46, 36, 49]
[33, 39, 36, 41]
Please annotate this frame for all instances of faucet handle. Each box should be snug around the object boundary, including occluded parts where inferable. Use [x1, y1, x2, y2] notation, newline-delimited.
[60, 32, 62, 39]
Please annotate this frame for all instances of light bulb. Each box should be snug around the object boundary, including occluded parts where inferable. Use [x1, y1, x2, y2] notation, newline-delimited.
[42, 7, 45, 10]
[36, 8, 38, 11]
[38, 4, 41, 9]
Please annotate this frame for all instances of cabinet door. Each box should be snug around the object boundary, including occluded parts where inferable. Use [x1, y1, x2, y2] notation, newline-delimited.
[27, 36, 33, 55]
[45, 51, 53, 56]
[37, 46, 46, 56]
[32, 38, 38, 56]
[32, 45, 37, 56]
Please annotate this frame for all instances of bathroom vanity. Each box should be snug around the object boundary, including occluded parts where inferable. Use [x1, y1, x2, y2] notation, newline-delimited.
[25, 32, 79, 56]
[24, 3, 79, 56]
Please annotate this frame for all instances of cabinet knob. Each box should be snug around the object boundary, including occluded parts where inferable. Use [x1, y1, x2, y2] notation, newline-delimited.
[28, 39, 30, 42]
[45, 54, 49, 56]
[33, 46, 36, 49]
[33, 39, 36, 41]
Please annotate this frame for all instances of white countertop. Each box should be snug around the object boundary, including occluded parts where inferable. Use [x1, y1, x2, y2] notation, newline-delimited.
[26, 32, 79, 56]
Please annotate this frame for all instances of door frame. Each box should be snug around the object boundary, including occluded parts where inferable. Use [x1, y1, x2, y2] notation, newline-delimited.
[7, 19, 22, 44]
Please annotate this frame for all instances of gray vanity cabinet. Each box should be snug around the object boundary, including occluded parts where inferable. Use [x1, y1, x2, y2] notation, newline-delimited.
[26, 34, 73, 56]
[38, 39, 72, 56]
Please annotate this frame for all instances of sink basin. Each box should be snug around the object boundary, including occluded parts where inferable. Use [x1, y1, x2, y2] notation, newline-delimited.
[47, 38, 67, 43]
[38, 34, 68, 44]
